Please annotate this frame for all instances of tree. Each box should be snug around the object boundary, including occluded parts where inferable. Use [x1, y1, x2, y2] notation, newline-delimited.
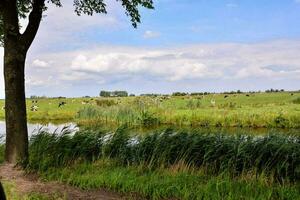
[0, 182, 5, 200]
[100, 90, 111, 97]
[0, 0, 154, 165]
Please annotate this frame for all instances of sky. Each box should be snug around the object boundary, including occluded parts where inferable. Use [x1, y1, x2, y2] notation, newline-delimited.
[1, 0, 300, 97]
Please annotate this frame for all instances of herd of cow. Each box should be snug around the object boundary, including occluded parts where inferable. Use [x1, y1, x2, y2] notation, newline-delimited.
[30, 100, 67, 112]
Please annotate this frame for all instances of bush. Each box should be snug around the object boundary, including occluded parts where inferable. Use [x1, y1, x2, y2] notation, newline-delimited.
[292, 97, 300, 104]
[96, 99, 117, 107]
[137, 110, 160, 126]
[77, 106, 100, 119]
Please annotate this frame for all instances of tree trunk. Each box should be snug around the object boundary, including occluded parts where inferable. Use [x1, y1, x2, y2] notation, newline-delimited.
[4, 43, 28, 165]
[1, 0, 43, 166]
[0, 181, 6, 200]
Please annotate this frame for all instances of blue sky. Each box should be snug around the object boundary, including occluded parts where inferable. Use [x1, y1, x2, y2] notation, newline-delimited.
[73, 0, 300, 45]
[1, 0, 300, 97]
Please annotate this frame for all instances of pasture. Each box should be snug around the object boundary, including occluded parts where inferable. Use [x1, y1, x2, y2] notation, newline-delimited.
[1, 92, 300, 199]
[0, 92, 298, 128]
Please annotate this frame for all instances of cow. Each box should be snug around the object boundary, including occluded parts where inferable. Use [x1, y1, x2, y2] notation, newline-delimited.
[30, 105, 39, 111]
[58, 101, 67, 108]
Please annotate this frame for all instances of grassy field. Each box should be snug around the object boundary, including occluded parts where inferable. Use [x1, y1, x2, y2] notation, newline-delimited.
[1, 124, 300, 199]
[20, 127, 300, 199]
[41, 160, 300, 200]
[0, 92, 298, 128]
[1, 92, 300, 199]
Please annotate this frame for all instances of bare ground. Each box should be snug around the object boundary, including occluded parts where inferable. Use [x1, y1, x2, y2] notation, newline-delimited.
[0, 163, 125, 200]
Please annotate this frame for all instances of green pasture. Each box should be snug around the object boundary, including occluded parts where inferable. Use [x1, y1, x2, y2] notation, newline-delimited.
[0, 92, 299, 128]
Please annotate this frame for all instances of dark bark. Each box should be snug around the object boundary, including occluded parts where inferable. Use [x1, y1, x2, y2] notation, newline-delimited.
[0, 182, 6, 200]
[1, 0, 43, 165]
[4, 45, 28, 164]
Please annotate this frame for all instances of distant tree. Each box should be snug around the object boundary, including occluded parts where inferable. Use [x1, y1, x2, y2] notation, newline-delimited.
[100, 90, 111, 97]
[0, 0, 154, 165]
[112, 91, 128, 97]
[172, 92, 188, 96]
[100, 90, 128, 97]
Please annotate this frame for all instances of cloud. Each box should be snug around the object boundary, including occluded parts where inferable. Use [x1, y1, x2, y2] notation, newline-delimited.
[69, 49, 221, 81]
[0, 40, 299, 97]
[143, 30, 161, 39]
[32, 59, 49, 68]
[25, 40, 300, 89]
[27, 0, 126, 55]
[295, 0, 300, 3]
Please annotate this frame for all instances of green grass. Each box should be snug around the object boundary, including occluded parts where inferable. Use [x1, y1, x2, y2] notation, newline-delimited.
[1, 127, 300, 199]
[28, 128, 300, 181]
[2, 181, 53, 200]
[41, 160, 300, 200]
[75, 92, 300, 128]
[0, 92, 299, 128]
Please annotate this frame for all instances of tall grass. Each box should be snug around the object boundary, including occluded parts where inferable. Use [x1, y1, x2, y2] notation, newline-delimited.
[76, 94, 300, 128]
[42, 160, 300, 200]
[28, 128, 300, 182]
[292, 97, 300, 104]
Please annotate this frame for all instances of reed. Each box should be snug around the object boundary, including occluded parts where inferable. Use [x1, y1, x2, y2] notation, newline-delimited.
[28, 128, 300, 182]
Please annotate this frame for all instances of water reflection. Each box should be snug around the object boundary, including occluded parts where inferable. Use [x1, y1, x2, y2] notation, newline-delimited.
[0, 121, 79, 139]
[0, 120, 299, 143]
[85, 123, 300, 136]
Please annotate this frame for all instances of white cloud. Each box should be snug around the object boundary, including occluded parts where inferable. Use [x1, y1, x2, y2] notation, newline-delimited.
[27, 1, 126, 55]
[1, 40, 300, 97]
[70, 50, 221, 81]
[143, 30, 161, 39]
[32, 59, 49, 68]
[25, 40, 300, 89]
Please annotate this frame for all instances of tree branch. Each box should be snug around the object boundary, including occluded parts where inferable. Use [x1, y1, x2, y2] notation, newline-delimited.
[21, 0, 45, 51]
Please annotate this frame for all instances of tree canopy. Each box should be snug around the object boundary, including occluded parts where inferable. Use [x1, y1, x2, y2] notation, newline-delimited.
[0, 0, 154, 46]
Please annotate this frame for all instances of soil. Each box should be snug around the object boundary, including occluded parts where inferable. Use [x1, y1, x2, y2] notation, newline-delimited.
[0, 163, 125, 200]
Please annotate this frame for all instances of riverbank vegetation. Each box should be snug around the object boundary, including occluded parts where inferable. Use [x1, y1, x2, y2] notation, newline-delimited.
[1, 126, 300, 199]
[0, 92, 299, 128]
[3, 127, 297, 199]
[0, 92, 299, 199]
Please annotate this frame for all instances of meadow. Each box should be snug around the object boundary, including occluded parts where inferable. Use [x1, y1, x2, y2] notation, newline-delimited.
[14, 127, 300, 199]
[1, 91, 300, 199]
[0, 91, 299, 129]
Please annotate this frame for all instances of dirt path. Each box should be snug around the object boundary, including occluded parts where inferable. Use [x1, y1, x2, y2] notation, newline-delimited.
[0, 164, 124, 200]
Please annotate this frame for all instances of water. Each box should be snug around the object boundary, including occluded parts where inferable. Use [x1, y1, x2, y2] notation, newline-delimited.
[0, 120, 299, 142]
[0, 121, 79, 139]
[82, 122, 300, 136]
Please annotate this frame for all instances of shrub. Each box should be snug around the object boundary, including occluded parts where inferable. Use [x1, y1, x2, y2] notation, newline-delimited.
[292, 97, 300, 104]
[137, 110, 160, 126]
[96, 99, 117, 107]
[274, 114, 289, 128]
[77, 106, 100, 119]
